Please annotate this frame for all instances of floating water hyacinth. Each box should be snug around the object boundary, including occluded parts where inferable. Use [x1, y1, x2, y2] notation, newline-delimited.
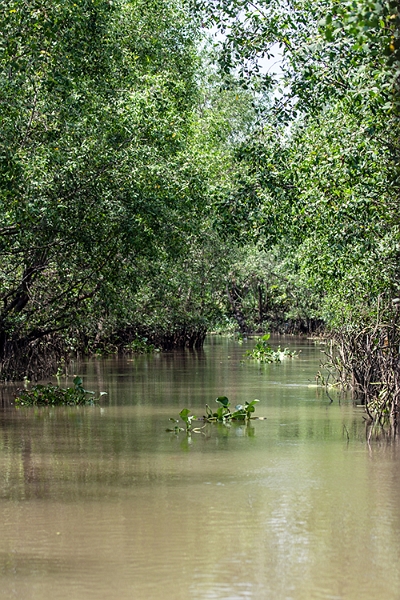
[246, 334, 297, 363]
[14, 377, 107, 406]
[166, 396, 264, 434]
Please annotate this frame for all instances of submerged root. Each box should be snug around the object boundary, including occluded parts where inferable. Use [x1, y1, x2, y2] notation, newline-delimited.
[321, 310, 400, 434]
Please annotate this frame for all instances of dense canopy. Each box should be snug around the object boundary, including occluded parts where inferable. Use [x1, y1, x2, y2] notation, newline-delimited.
[0, 0, 399, 405]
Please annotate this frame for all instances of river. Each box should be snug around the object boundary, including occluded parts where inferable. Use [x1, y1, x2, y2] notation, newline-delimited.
[0, 336, 399, 600]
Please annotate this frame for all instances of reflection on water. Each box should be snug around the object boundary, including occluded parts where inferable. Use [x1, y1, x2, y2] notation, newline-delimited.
[0, 336, 400, 600]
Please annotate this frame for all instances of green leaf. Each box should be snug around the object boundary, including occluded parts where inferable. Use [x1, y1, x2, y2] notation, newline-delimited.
[246, 399, 259, 407]
[179, 408, 191, 421]
[216, 396, 230, 407]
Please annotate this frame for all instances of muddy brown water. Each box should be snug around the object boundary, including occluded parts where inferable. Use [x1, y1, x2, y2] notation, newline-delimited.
[0, 336, 399, 600]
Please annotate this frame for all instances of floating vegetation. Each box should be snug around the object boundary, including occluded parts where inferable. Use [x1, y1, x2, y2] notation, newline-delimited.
[14, 376, 107, 406]
[246, 333, 297, 363]
[167, 396, 262, 433]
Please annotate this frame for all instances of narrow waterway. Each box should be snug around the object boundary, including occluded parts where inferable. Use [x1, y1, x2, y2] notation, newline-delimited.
[0, 336, 399, 600]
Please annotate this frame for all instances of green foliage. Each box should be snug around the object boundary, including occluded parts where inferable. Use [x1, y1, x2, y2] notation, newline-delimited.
[0, 0, 212, 377]
[0, 0, 268, 376]
[123, 337, 156, 354]
[206, 396, 260, 421]
[1, 0, 398, 388]
[246, 334, 297, 363]
[194, 0, 399, 115]
[167, 408, 197, 433]
[193, 0, 399, 330]
[234, 100, 398, 326]
[167, 396, 261, 432]
[14, 376, 106, 406]
[220, 244, 323, 334]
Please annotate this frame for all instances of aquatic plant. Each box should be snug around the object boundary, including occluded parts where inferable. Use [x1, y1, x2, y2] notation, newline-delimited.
[246, 334, 297, 363]
[14, 376, 106, 406]
[167, 408, 198, 433]
[167, 396, 261, 433]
